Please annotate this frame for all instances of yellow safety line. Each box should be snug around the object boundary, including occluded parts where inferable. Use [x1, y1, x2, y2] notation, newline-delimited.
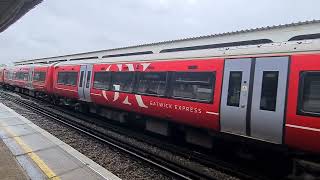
[3, 126, 61, 180]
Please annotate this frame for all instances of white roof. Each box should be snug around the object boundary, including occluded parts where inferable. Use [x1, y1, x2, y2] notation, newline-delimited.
[16, 20, 320, 65]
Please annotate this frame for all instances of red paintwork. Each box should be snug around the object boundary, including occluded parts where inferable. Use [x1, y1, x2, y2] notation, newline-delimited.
[285, 54, 320, 153]
[52, 65, 80, 99]
[10, 66, 30, 88]
[32, 66, 54, 93]
[4, 54, 320, 154]
[91, 59, 224, 130]
[3, 65, 55, 93]
[3, 68, 11, 85]
[0, 67, 4, 84]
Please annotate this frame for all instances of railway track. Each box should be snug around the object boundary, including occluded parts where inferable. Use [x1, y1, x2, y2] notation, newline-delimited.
[0, 89, 277, 180]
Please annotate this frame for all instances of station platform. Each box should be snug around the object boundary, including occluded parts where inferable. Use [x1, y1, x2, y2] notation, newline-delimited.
[0, 103, 121, 180]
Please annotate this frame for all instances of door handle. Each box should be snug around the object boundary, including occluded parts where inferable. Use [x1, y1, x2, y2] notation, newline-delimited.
[241, 105, 246, 108]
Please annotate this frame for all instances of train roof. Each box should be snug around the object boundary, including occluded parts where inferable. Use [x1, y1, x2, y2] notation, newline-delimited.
[54, 38, 320, 67]
[16, 20, 320, 65]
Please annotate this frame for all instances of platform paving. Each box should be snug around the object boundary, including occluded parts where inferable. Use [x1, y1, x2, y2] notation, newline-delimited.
[0, 138, 29, 180]
[0, 103, 121, 180]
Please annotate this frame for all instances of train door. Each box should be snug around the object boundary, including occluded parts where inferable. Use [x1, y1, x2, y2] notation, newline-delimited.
[220, 58, 252, 135]
[220, 57, 289, 144]
[27, 66, 34, 89]
[78, 64, 93, 102]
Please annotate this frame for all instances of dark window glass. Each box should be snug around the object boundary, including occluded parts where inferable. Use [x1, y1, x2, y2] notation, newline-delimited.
[172, 72, 215, 102]
[260, 71, 279, 111]
[111, 72, 134, 92]
[227, 71, 242, 107]
[8, 72, 13, 80]
[33, 72, 46, 82]
[137, 72, 167, 96]
[299, 72, 320, 114]
[86, 71, 91, 88]
[24, 72, 29, 81]
[6, 71, 13, 80]
[15, 72, 29, 81]
[66, 72, 77, 86]
[79, 71, 84, 87]
[57, 72, 78, 86]
[93, 72, 110, 90]
[57, 72, 65, 84]
[15, 72, 20, 80]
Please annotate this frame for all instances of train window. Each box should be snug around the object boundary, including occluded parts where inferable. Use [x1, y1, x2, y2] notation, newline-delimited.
[137, 72, 167, 96]
[57, 72, 78, 86]
[57, 72, 65, 84]
[66, 72, 78, 86]
[86, 71, 91, 88]
[298, 72, 320, 115]
[33, 72, 46, 82]
[227, 71, 242, 107]
[93, 72, 111, 90]
[260, 71, 279, 111]
[79, 71, 84, 87]
[172, 72, 215, 102]
[5, 71, 12, 80]
[15, 72, 29, 81]
[111, 72, 134, 92]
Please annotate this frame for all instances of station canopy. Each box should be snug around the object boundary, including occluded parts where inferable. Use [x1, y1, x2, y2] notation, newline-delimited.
[0, 0, 42, 33]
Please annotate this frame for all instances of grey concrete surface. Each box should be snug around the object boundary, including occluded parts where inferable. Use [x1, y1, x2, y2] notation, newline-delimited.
[0, 138, 29, 180]
[0, 103, 121, 180]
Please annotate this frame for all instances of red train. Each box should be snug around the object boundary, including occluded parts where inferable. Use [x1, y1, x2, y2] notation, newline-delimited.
[2, 41, 320, 176]
[0, 67, 4, 85]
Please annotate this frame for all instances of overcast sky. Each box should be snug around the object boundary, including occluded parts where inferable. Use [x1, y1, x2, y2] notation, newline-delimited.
[0, 0, 319, 64]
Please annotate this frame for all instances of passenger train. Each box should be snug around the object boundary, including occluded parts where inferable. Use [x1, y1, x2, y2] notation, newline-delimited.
[2, 21, 320, 177]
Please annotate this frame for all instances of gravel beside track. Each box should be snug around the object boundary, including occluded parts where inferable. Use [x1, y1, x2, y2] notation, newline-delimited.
[0, 96, 173, 180]
[0, 90, 242, 180]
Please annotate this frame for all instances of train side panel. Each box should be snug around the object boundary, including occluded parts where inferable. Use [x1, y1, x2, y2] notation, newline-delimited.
[285, 54, 320, 153]
[32, 66, 49, 92]
[90, 58, 223, 130]
[53, 65, 80, 99]
[0, 68, 4, 84]
[11, 66, 31, 89]
[46, 65, 55, 94]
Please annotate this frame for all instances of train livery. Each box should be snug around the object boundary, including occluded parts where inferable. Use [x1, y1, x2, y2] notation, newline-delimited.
[3, 50, 320, 154]
[3, 21, 320, 177]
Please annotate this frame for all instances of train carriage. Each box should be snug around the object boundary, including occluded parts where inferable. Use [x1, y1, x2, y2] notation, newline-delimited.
[49, 47, 320, 153]
[88, 59, 224, 133]
[5, 21, 320, 178]
[3, 64, 54, 96]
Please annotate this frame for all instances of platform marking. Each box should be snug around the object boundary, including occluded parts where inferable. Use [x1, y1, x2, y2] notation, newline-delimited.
[2, 126, 61, 180]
